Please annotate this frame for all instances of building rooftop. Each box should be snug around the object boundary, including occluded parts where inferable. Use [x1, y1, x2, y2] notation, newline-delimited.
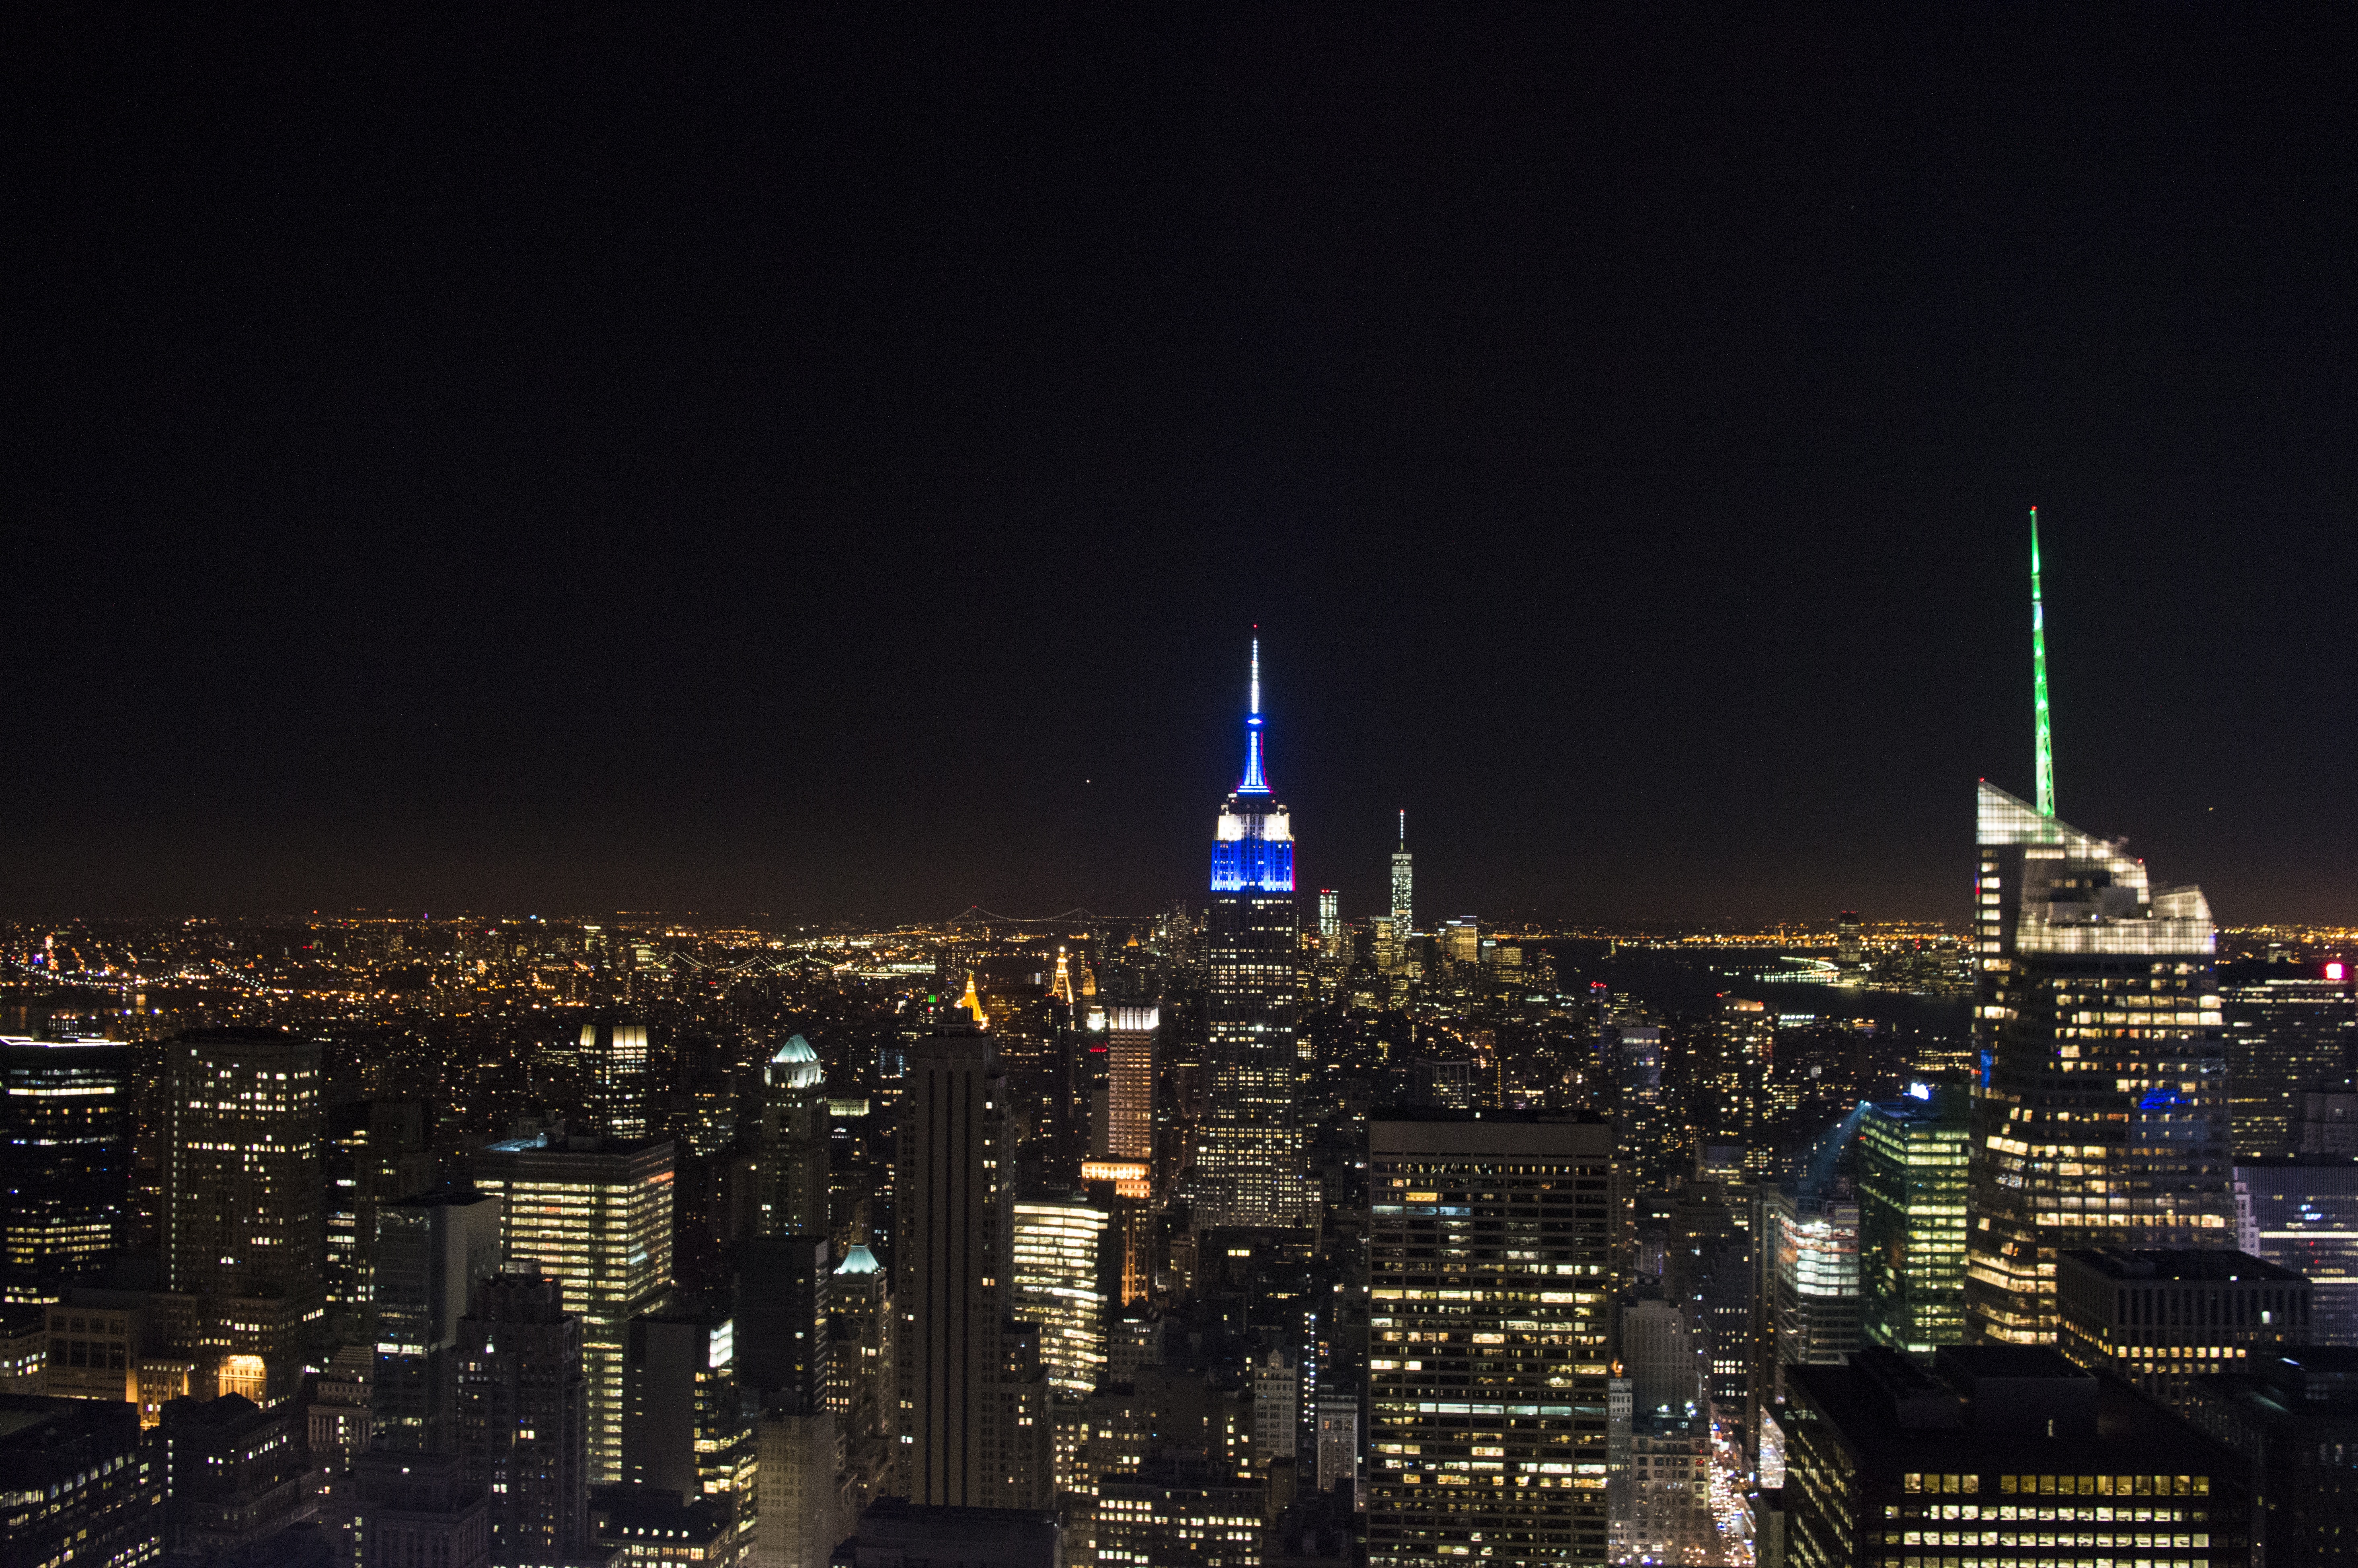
[2061, 1247, 2306, 1284]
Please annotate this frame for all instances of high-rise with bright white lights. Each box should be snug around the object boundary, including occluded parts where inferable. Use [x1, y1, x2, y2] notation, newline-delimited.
[1010, 1195, 1109, 1396]
[583, 1021, 651, 1139]
[1390, 811, 1413, 939]
[1967, 517, 2233, 1344]
[2, 1035, 133, 1303]
[469, 1134, 674, 1485]
[1105, 1006, 1157, 1165]
[1191, 638, 1312, 1229]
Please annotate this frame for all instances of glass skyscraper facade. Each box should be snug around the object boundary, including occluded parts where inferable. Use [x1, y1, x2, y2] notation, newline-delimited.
[1192, 640, 1312, 1229]
[1860, 1085, 1970, 1354]
[1966, 781, 2233, 1345]
[2219, 962, 2356, 1160]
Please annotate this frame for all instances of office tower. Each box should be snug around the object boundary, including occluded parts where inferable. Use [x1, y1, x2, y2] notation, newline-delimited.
[0, 1392, 160, 1568]
[741, 1234, 838, 1568]
[1193, 639, 1311, 1229]
[1966, 779, 2231, 1345]
[1009, 1196, 1109, 1396]
[1391, 810, 1413, 938]
[1254, 1350, 1300, 1472]
[455, 1268, 590, 1565]
[625, 1303, 754, 1513]
[1105, 1007, 1157, 1165]
[163, 1030, 325, 1303]
[2221, 961, 2357, 1159]
[1782, 1345, 2250, 1568]
[2233, 1156, 2358, 1342]
[584, 1021, 651, 1139]
[470, 1134, 674, 1485]
[759, 1034, 829, 1238]
[1410, 1058, 1473, 1110]
[1, 1035, 132, 1302]
[829, 1244, 895, 1531]
[1366, 1112, 1612, 1568]
[1442, 920, 1479, 971]
[2183, 1348, 2358, 1568]
[1315, 1393, 1360, 1498]
[1623, 1297, 1699, 1416]
[353, 1450, 491, 1568]
[1858, 1087, 1970, 1354]
[2055, 1247, 2310, 1410]
[1095, 1464, 1265, 1564]
[372, 1188, 502, 1451]
[1764, 1188, 1864, 1400]
[895, 1007, 1031, 1506]
[162, 1029, 326, 1400]
[156, 1392, 316, 1555]
[326, 1100, 438, 1324]
[1604, 1020, 1668, 1263]
[738, 1235, 832, 1411]
[1318, 890, 1339, 943]
[1836, 911, 1863, 968]
[1667, 1158, 1754, 1455]
[1703, 998, 1775, 1174]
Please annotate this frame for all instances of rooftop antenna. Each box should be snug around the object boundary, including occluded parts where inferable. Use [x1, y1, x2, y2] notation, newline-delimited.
[2031, 507, 2055, 817]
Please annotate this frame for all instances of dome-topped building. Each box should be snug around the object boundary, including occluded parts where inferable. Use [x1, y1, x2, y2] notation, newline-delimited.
[760, 1033, 828, 1236]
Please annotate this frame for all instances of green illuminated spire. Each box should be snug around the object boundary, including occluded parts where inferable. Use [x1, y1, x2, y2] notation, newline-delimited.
[2031, 506, 2054, 817]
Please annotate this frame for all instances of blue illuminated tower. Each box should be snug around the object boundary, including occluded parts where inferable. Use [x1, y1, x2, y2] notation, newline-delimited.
[1189, 638, 1312, 1228]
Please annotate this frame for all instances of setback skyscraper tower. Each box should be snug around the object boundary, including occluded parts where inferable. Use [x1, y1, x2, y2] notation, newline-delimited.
[1965, 516, 2232, 1343]
[1189, 638, 1312, 1229]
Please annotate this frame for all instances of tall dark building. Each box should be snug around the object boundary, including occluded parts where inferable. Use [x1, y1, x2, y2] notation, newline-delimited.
[372, 1188, 502, 1452]
[455, 1268, 590, 1566]
[2220, 962, 2358, 1160]
[1, 1035, 132, 1303]
[1189, 639, 1311, 1229]
[1967, 782, 2233, 1345]
[0, 1392, 160, 1568]
[894, 1005, 1030, 1507]
[2183, 1347, 2358, 1568]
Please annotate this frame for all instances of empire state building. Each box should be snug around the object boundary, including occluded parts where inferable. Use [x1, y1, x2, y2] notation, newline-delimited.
[1189, 639, 1313, 1229]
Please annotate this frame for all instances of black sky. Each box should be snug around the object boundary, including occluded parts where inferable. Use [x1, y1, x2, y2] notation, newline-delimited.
[7, 8, 2356, 926]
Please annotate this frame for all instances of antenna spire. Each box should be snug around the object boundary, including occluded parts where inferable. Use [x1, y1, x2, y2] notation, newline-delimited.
[1399, 808, 1406, 846]
[1239, 636, 1269, 793]
[2031, 506, 2055, 818]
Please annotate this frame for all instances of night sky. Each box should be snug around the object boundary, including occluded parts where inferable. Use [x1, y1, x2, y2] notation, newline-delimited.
[8, 10, 2355, 926]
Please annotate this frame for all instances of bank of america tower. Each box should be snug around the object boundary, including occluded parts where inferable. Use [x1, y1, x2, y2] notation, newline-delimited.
[1189, 639, 1314, 1228]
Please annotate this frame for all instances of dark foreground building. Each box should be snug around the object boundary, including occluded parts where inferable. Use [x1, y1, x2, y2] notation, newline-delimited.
[0, 1392, 160, 1568]
[2183, 1348, 2358, 1568]
[1785, 1346, 2249, 1568]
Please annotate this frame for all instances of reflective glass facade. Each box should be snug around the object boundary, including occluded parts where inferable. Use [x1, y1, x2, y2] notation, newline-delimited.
[1861, 1088, 1970, 1354]
[1967, 783, 2232, 1346]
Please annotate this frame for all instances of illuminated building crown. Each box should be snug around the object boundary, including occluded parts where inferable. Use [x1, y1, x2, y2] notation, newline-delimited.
[1212, 636, 1294, 893]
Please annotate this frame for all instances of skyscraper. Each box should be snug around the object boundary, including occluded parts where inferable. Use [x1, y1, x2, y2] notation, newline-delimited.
[624, 1301, 754, 1510]
[163, 1030, 327, 1304]
[1191, 638, 1311, 1229]
[1009, 1196, 1109, 1397]
[1391, 811, 1413, 939]
[469, 1134, 674, 1485]
[1105, 1006, 1157, 1166]
[759, 1034, 829, 1238]
[583, 1022, 651, 1139]
[1966, 781, 2231, 1344]
[895, 1005, 1036, 1507]
[455, 1268, 589, 1565]
[2220, 961, 2357, 1160]
[1967, 519, 2233, 1343]
[371, 1188, 502, 1452]
[1858, 1086, 1969, 1354]
[1366, 1112, 1612, 1568]
[1, 1035, 132, 1303]
[162, 1028, 326, 1401]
